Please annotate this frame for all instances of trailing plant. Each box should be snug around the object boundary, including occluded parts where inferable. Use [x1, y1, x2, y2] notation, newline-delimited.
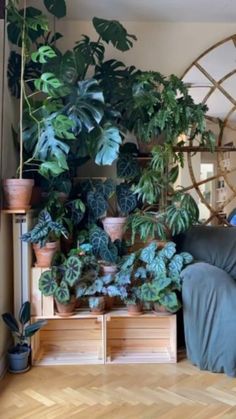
[21, 209, 68, 247]
[2, 301, 46, 349]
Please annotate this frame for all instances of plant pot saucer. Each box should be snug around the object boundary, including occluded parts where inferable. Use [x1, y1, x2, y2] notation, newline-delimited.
[90, 310, 105, 315]
[55, 311, 75, 318]
[8, 365, 30, 374]
[4, 205, 31, 211]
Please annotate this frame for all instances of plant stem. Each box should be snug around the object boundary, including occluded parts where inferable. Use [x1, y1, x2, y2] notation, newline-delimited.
[19, 0, 27, 179]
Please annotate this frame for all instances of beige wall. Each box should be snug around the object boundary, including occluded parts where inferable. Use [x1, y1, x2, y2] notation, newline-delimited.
[57, 21, 236, 76]
[0, 19, 14, 377]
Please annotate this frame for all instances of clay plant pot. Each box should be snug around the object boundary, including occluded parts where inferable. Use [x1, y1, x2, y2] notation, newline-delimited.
[127, 303, 143, 316]
[137, 133, 165, 155]
[33, 242, 58, 267]
[153, 303, 171, 314]
[3, 179, 34, 210]
[88, 296, 106, 314]
[102, 217, 127, 242]
[55, 296, 77, 317]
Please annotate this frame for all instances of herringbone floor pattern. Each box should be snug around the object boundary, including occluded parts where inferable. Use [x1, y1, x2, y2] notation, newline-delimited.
[1, 359, 236, 419]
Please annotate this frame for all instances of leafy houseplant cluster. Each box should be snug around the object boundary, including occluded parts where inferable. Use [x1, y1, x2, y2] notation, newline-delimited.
[4, 1, 215, 316]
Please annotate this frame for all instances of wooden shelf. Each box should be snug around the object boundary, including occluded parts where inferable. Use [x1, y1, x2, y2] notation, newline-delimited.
[105, 312, 176, 364]
[2, 209, 27, 214]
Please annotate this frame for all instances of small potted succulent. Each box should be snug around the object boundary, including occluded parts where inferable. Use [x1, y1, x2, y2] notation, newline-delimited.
[21, 209, 68, 267]
[38, 254, 83, 316]
[139, 241, 193, 313]
[1, 301, 46, 373]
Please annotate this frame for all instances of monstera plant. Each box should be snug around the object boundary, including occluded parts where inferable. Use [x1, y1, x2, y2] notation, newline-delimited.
[6, 0, 138, 187]
[39, 254, 82, 315]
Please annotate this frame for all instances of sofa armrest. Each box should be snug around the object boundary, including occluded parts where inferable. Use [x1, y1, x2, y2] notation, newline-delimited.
[181, 261, 234, 289]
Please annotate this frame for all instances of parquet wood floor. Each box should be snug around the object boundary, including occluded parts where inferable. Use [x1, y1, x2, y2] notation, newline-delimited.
[1, 358, 236, 419]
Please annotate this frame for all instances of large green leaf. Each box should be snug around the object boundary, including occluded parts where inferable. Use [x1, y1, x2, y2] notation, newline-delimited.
[35, 120, 70, 175]
[168, 255, 184, 277]
[34, 72, 65, 96]
[39, 161, 66, 178]
[159, 242, 176, 260]
[140, 242, 157, 264]
[154, 276, 172, 292]
[87, 191, 107, 219]
[90, 226, 109, 256]
[65, 256, 82, 286]
[116, 184, 137, 215]
[117, 154, 140, 179]
[39, 271, 58, 296]
[52, 115, 76, 140]
[19, 302, 30, 325]
[93, 125, 122, 166]
[158, 292, 180, 312]
[7, 7, 48, 46]
[44, 0, 66, 18]
[1, 313, 19, 333]
[31, 46, 57, 64]
[95, 179, 115, 199]
[147, 256, 166, 277]
[25, 320, 47, 337]
[55, 281, 70, 303]
[67, 79, 104, 134]
[93, 17, 137, 51]
[74, 35, 105, 77]
[141, 283, 159, 302]
[119, 253, 135, 270]
[99, 242, 118, 264]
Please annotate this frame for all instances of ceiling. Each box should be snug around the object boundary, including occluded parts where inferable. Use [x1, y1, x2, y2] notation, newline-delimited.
[63, 0, 236, 21]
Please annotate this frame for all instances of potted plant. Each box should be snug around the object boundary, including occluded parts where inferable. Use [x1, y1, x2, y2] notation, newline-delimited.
[21, 209, 68, 267]
[76, 271, 122, 314]
[138, 242, 193, 312]
[38, 254, 83, 316]
[80, 162, 138, 242]
[1, 301, 46, 373]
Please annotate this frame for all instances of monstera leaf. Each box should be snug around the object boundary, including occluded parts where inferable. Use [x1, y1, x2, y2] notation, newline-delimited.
[74, 35, 105, 77]
[87, 191, 107, 219]
[93, 17, 137, 51]
[34, 120, 70, 176]
[117, 184, 137, 215]
[67, 79, 104, 134]
[54, 281, 70, 303]
[117, 154, 140, 179]
[52, 115, 76, 140]
[39, 270, 58, 296]
[93, 125, 122, 166]
[140, 242, 157, 264]
[44, 0, 66, 18]
[64, 256, 82, 286]
[34, 72, 67, 96]
[7, 7, 48, 46]
[31, 45, 57, 64]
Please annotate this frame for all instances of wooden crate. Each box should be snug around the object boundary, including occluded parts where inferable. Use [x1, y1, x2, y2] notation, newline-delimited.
[105, 310, 177, 364]
[31, 268, 54, 317]
[31, 313, 104, 365]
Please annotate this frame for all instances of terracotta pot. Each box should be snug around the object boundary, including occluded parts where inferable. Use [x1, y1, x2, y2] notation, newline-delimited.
[127, 303, 143, 316]
[3, 179, 34, 210]
[33, 242, 58, 267]
[55, 296, 76, 317]
[89, 296, 106, 314]
[137, 133, 165, 155]
[102, 217, 127, 242]
[153, 303, 171, 314]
